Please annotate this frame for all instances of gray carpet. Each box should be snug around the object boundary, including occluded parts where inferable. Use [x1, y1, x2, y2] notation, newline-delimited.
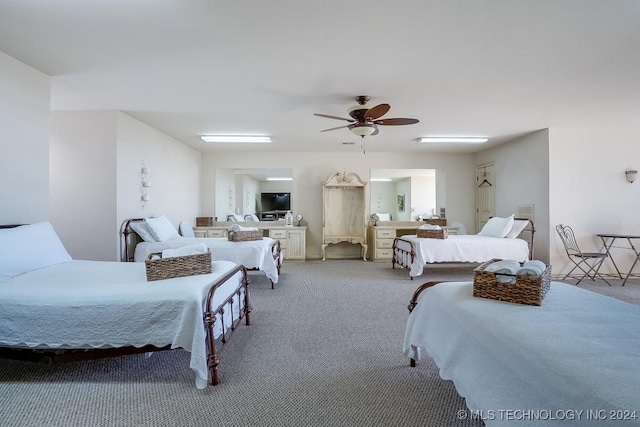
[0, 261, 637, 427]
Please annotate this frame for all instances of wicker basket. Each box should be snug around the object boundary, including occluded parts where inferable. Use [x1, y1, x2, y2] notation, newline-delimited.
[196, 216, 214, 226]
[228, 229, 263, 242]
[424, 218, 447, 226]
[145, 251, 212, 281]
[473, 258, 551, 306]
[417, 228, 448, 239]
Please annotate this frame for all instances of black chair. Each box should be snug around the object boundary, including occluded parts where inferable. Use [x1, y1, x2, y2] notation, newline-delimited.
[555, 224, 611, 286]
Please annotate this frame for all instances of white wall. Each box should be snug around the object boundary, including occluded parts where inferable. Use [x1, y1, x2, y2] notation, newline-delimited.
[116, 112, 201, 259]
[475, 130, 550, 262]
[214, 169, 234, 221]
[49, 111, 201, 261]
[201, 151, 476, 259]
[0, 51, 50, 224]
[50, 111, 117, 261]
[549, 127, 640, 276]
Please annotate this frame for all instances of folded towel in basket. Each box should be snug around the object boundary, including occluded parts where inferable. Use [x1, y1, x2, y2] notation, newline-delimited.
[229, 224, 259, 232]
[485, 260, 520, 284]
[418, 224, 441, 230]
[517, 260, 547, 276]
[161, 243, 208, 259]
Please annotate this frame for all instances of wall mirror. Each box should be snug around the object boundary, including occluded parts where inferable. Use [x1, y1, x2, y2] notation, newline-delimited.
[369, 169, 446, 221]
[214, 168, 293, 221]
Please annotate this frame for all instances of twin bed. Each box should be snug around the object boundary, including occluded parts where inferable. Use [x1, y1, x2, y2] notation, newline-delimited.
[0, 222, 251, 388]
[393, 217, 535, 278]
[122, 218, 282, 288]
[404, 280, 640, 426]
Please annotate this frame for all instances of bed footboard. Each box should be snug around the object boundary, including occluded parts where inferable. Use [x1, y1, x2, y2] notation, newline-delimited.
[204, 265, 250, 385]
[392, 237, 416, 280]
[407, 281, 442, 367]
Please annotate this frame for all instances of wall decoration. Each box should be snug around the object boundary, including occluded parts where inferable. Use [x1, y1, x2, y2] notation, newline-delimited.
[140, 161, 152, 209]
[397, 194, 405, 212]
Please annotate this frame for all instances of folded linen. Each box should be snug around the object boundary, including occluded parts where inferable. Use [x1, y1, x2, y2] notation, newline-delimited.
[517, 260, 547, 276]
[228, 224, 259, 232]
[161, 243, 208, 259]
[419, 224, 441, 230]
[485, 259, 521, 284]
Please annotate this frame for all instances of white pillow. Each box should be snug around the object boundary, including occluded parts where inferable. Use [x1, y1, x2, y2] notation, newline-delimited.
[179, 221, 195, 238]
[0, 221, 72, 282]
[505, 219, 529, 239]
[145, 215, 181, 242]
[129, 221, 158, 242]
[478, 215, 515, 238]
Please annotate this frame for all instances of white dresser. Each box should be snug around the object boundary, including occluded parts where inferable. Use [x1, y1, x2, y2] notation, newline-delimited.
[368, 222, 459, 261]
[193, 222, 307, 261]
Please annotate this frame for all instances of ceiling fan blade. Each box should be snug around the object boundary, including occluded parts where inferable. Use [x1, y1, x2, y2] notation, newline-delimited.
[314, 113, 354, 122]
[374, 118, 420, 126]
[320, 124, 351, 132]
[364, 103, 390, 120]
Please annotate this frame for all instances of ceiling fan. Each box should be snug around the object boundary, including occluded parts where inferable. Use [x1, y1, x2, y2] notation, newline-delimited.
[314, 95, 420, 138]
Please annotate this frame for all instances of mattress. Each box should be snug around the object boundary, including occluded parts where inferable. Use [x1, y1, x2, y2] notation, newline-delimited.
[134, 236, 279, 283]
[397, 234, 530, 277]
[0, 259, 246, 389]
[403, 281, 640, 426]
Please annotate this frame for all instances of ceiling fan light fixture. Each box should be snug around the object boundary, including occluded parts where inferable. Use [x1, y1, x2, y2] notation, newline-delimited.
[350, 125, 376, 137]
[419, 137, 488, 144]
[201, 135, 271, 144]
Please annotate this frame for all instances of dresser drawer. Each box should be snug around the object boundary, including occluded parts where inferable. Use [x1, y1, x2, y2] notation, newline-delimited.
[206, 229, 226, 238]
[375, 249, 393, 259]
[269, 229, 287, 239]
[376, 239, 394, 249]
[376, 229, 395, 239]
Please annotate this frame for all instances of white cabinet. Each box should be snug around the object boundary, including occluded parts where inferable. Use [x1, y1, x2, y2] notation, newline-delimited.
[368, 223, 460, 261]
[269, 228, 306, 261]
[285, 228, 306, 260]
[321, 172, 368, 260]
[206, 229, 226, 238]
[194, 223, 306, 261]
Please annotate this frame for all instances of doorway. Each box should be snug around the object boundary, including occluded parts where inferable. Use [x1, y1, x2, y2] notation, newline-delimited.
[476, 163, 495, 232]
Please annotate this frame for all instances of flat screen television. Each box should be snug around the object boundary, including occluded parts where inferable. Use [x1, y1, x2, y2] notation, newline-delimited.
[260, 192, 291, 212]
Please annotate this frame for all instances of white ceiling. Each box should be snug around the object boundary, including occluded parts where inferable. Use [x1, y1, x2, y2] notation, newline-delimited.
[1, 1, 640, 154]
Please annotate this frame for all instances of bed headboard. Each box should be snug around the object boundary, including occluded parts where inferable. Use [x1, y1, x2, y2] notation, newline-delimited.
[121, 218, 145, 262]
[514, 217, 535, 260]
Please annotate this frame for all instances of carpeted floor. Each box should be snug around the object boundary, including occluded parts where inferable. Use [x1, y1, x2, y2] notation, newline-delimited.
[0, 260, 637, 427]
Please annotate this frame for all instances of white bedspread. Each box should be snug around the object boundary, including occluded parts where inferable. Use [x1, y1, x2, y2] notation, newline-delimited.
[0, 260, 246, 389]
[397, 235, 530, 277]
[403, 281, 640, 426]
[134, 236, 279, 283]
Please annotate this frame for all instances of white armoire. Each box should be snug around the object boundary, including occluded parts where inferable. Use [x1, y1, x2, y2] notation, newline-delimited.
[321, 171, 369, 260]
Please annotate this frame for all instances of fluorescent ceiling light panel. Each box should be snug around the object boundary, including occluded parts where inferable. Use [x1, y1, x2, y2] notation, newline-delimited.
[370, 178, 392, 182]
[201, 135, 271, 143]
[419, 137, 488, 143]
[266, 177, 293, 181]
